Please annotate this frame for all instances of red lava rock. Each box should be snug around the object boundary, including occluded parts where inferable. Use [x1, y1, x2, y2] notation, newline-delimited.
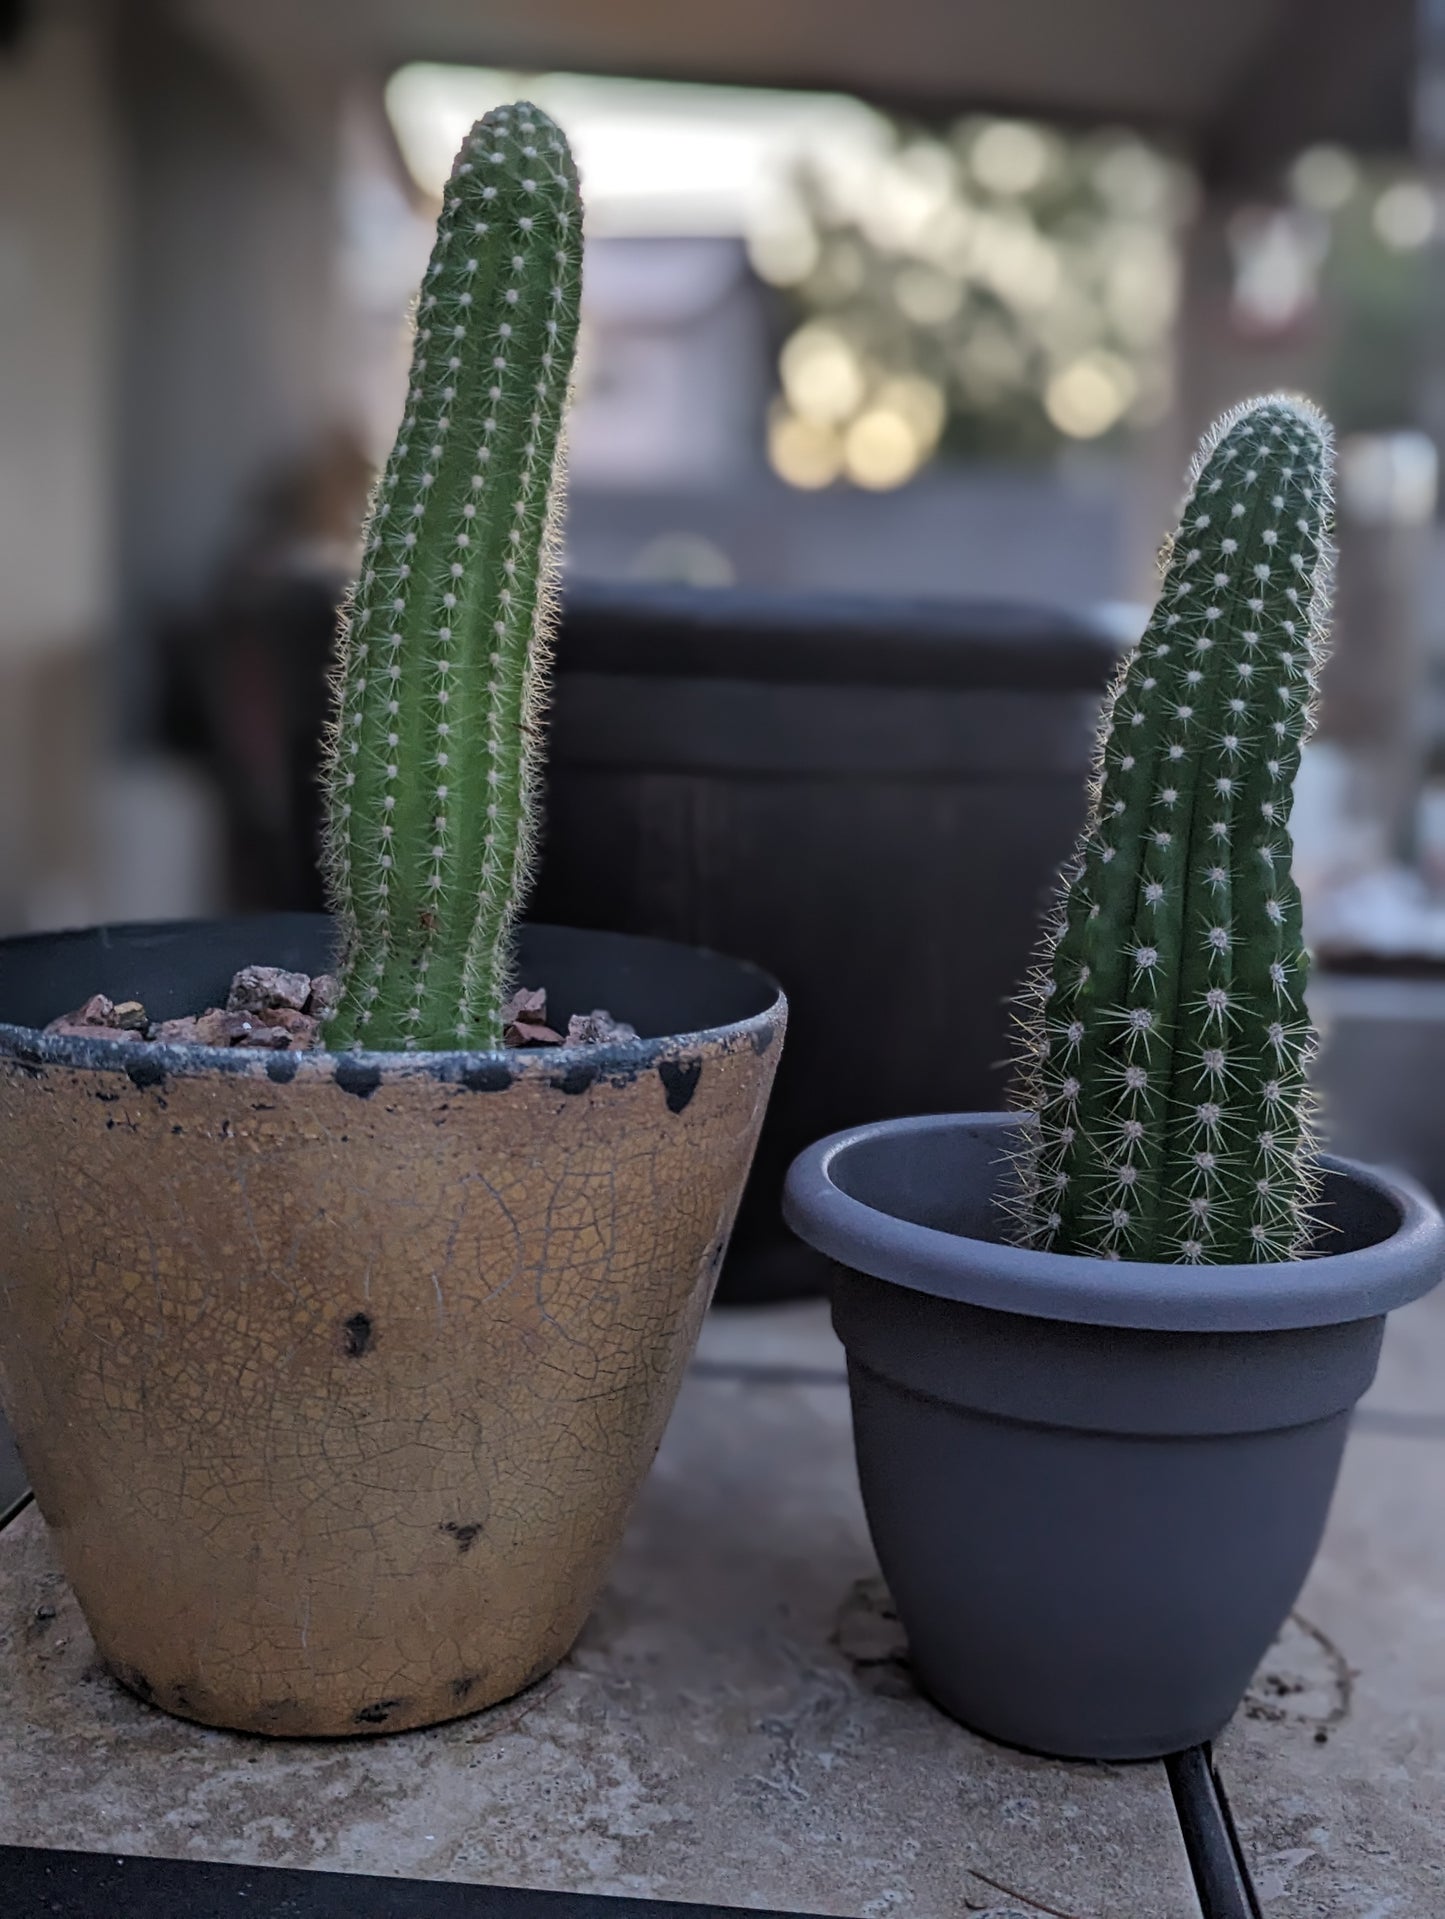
[305, 974, 340, 1018]
[227, 965, 312, 1014]
[44, 1018, 136, 1043]
[152, 1008, 283, 1048]
[148, 1016, 205, 1045]
[253, 1006, 320, 1050]
[45, 994, 117, 1033]
[565, 1009, 638, 1046]
[501, 986, 564, 1048]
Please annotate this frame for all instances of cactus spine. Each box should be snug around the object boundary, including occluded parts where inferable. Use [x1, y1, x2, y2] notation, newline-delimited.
[1015, 395, 1334, 1263]
[321, 103, 584, 1051]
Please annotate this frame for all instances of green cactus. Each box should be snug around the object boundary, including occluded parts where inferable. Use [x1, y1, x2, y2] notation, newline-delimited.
[1014, 394, 1334, 1263]
[321, 102, 584, 1051]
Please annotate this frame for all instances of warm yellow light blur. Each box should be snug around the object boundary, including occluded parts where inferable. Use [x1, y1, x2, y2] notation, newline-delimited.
[748, 221, 820, 286]
[779, 324, 867, 424]
[1290, 144, 1358, 213]
[843, 408, 923, 489]
[893, 265, 963, 325]
[768, 410, 843, 488]
[875, 375, 947, 449]
[972, 215, 1059, 311]
[1104, 234, 1179, 344]
[970, 121, 1049, 196]
[1374, 180, 1435, 250]
[1092, 141, 1171, 217]
[955, 321, 1028, 400]
[1044, 353, 1136, 438]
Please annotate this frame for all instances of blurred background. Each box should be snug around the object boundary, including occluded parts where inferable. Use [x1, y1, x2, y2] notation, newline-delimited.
[9, 0, 1445, 1262]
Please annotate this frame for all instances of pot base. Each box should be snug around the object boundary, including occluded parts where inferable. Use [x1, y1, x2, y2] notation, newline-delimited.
[102, 1650, 565, 1741]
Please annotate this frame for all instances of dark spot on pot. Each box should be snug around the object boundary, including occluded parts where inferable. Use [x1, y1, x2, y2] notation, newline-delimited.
[451, 1674, 480, 1702]
[751, 1022, 776, 1056]
[171, 1124, 183, 1136]
[93, 1089, 120, 1104]
[354, 1698, 405, 1726]
[552, 1060, 599, 1097]
[341, 1312, 374, 1358]
[266, 1052, 300, 1085]
[125, 1056, 166, 1092]
[335, 1058, 382, 1100]
[460, 1059, 514, 1094]
[250, 1101, 276, 1112]
[172, 1685, 192, 1711]
[110, 1663, 155, 1703]
[441, 1520, 484, 1553]
[659, 1057, 702, 1114]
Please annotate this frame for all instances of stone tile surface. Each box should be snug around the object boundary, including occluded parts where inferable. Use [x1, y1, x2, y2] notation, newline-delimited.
[1220, 1284, 1445, 1917]
[0, 1306, 1199, 1919]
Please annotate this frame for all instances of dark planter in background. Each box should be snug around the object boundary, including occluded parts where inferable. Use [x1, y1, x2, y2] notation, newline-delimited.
[532, 582, 1123, 1303]
[784, 1112, 1445, 1761]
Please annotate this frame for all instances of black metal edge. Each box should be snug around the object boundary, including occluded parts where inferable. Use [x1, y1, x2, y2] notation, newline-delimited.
[688, 1359, 848, 1388]
[0, 1407, 27, 1533]
[1165, 1746, 1263, 1919]
[1, 1846, 820, 1919]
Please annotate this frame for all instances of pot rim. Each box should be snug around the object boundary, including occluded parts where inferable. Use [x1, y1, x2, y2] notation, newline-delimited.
[0, 917, 785, 1086]
[784, 1111, 1445, 1333]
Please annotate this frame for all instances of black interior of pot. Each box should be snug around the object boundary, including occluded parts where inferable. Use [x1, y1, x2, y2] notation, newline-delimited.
[0, 915, 778, 1045]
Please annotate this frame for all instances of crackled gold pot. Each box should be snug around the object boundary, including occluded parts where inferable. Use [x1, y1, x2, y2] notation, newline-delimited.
[0, 915, 783, 1736]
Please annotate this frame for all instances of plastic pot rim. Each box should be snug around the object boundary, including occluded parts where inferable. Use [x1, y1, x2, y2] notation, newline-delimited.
[784, 1110, 1445, 1334]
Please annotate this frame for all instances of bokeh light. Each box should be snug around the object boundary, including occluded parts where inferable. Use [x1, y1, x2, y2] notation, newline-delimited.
[1373, 181, 1436, 251]
[763, 111, 1192, 478]
[969, 121, 1050, 197]
[767, 408, 843, 488]
[1044, 353, 1136, 439]
[843, 408, 922, 488]
[779, 324, 866, 424]
[1290, 145, 1359, 213]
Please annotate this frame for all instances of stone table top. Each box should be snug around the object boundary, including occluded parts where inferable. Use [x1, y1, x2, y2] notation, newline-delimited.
[0, 1305, 1201, 1919]
[1221, 1279, 1445, 1918]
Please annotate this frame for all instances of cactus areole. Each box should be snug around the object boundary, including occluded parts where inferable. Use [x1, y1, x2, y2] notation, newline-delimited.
[1015, 395, 1335, 1265]
[321, 104, 584, 1051]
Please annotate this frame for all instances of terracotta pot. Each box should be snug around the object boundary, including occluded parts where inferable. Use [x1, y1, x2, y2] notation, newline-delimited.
[0, 915, 783, 1737]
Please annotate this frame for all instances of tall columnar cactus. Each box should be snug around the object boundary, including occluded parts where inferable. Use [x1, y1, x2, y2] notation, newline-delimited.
[1015, 395, 1334, 1263]
[321, 103, 584, 1051]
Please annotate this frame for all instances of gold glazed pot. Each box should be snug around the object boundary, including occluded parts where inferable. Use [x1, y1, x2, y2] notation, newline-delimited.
[0, 916, 783, 1736]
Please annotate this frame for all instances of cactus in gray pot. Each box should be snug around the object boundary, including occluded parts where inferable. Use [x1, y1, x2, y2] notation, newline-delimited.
[1014, 394, 1334, 1263]
[321, 102, 584, 1051]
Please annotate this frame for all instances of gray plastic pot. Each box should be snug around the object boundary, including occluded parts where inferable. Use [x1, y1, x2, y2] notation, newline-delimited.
[783, 1112, 1445, 1761]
